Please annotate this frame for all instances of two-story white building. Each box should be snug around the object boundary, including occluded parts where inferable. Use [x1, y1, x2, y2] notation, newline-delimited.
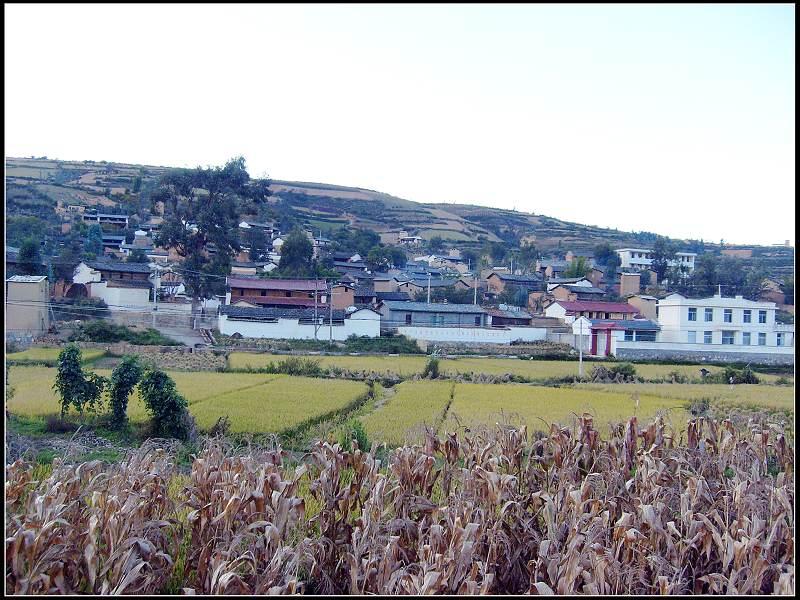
[616, 248, 696, 273]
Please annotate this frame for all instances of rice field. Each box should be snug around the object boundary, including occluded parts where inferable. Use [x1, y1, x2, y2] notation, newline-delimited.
[443, 383, 688, 434]
[228, 352, 428, 375]
[6, 347, 106, 365]
[227, 352, 790, 383]
[360, 380, 453, 447]
[5, 366, 353, 433]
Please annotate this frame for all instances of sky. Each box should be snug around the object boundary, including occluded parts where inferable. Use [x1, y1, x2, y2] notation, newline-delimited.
[5, 4, 795, 246]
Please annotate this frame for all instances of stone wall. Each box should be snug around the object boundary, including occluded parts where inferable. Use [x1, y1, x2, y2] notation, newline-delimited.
[425, 341, 573, 357]
[615, 347, 794, 366]
[39, 341, 228, 371]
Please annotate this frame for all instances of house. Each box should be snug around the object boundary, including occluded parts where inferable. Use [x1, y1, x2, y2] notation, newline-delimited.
[330, 283, 355, 310]
[376, 300, 488, 328]
[6, 275, 50, 337]
[353, 285, 378, 305]
[615, 248, 697, 274]
[72, 260, 153, 308]
[618, 272, 642, 297]
[486, 273, 544, 295]
[759, 279, 786, 305]
[334, 260, 370, 275]
[82, 212, 129, 229]
[486, 306, 534, 327]
[373, 275, 402, 293]
[571, 316, 660, 357]
[656, 293, 793, 347]
[218, 305, 381, 340]
[398, 234, 423, 247]
[397, 278, 455, 297]
[226, 277, 328, 308]
[549, 284, 606, 302]
[546, 277, 593, 291]
[626, 294, 658, 321]
[545, 300, 641, 324]
[536, 259, 570, 279]
[586, 267, 605, 288]
[101, 234, 127, 252]
[375, 291, 411, 303]
[379, 230, 406, 245]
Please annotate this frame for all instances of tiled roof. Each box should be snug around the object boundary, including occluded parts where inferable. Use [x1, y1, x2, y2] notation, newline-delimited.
[105, 279, 153, 289]
[6, 275, 47, 283]
[379, 301, 486, 314]
[227, 277, 326, 291]
[485, 307, 533, 319]
[492, 273, 542, 283]
[221, 305, 347, 320]
[86, 260, 152, 274]
[555, 300, 640, 313]
[588, 318, 660, 330]
[375, 291, 411, 301]
[563, 285, 606, 294]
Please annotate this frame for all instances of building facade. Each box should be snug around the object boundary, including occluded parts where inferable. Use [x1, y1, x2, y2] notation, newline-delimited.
[6, 275, 50, 337]
[615, 248, 697, 273]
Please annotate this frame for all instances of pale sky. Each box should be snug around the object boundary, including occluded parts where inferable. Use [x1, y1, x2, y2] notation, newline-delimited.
[5, 4, 795, 246]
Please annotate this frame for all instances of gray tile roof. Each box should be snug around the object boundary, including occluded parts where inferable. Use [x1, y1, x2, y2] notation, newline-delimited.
[379, 301, 486, 314]
[221, 305, 347, 320]
[86, 260, 152, 274]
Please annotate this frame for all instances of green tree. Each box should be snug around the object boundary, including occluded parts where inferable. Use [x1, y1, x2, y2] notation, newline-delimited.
[650, 236, 678, 283]
[428, 236, 445, 253]
[246, 226, 269, 261]
[278, 228, 314, 276]
[784, 276, 794, 305]
[17, 238, 43, 275]
[517, 243, 539, 273]
[52, 344, 107, 419]
[497, 284, 529, 307]
[126, 248, 150, 263]
[366, 246, 394, 272]
[138, 368, 192, 440]
[153, 157, 271, 302]
[593, 242, 621, 274]
[85, 224, 104, 258]
[108, 356, 143, 427]
[563, 256, 591, 278]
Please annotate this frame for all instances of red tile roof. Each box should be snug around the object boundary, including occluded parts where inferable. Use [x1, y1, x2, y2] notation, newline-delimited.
[227, 277, 327, 291]
[555, 300, 640, 314]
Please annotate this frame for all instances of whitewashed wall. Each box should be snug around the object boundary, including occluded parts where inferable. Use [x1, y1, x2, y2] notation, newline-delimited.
[87, 281, 151, 310]
[219, 310, 380, 340]
[396, 326, 547, 344]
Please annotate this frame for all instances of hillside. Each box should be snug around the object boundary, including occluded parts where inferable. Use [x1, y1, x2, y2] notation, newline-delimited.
[5, 156, 794, 275]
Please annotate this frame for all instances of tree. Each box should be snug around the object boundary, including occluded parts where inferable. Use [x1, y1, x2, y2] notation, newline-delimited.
[52, 344, 107, 420]
[278, 228, 314, 276]
[413, 285, 473, 304]
[108, 356, 143, 427]
[563, 256, 591, 278]
[517, 243, 539, 273]
[784, 276, 794, 305]
[246, 226, 269, 261]
[389, 247, 407, 269]
[593, 242, 621, 274]
[85, 224, 104, 258]
[366, 246, 394, 272]
[428, 236, 445, 253]
[497, 284, 529, 307]
[461, 248, 479, 271]
[17, 238, 43, 276]
[153, 157, 271, 302]
[650, 236, 678, 283]
[138, 368, 193, 440]
[126, 248, 150, 263]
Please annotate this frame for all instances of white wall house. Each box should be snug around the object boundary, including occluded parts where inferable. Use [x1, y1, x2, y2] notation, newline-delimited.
[657, 293, 793, 347]
[218, 306, 381, 340]
[616, 248, 697, 273]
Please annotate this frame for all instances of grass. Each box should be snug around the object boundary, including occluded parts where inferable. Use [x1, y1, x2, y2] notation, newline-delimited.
[189, 376, 368, 434]
[360, 380, 453, 447]
[6, 347, 106, 365]
[444, 383, 688, 434]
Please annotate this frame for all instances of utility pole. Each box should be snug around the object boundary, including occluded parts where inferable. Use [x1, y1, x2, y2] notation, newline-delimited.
[510, 257, 514, 275]
[314, 277, 319, 340]
[151, 264, 161, 329]
[329, 281, 333, 343]
[427, 272, 431, 304]
[578, 317, 584, 377]
[473, 276, 478, 305]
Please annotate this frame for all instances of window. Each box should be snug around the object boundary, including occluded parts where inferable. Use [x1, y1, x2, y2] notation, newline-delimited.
[721, 331, 735, 345]
[285, 291, 291, 297]
[637, 330, 657, 342]
[688, 307, 697, 321]
[238, 289, 244, 296]
[743, 309, 751, 323]
[742, 332, 751, 345]
[724, 309, 732, 323]
[704, 331, 713, 344]
[777, 333, 784, 346]
[474, 315, 481, 326]
[758, 332, 766, 346]
[687, 331, 697, 343]
[758, 310, 767, 324]
[624, 330, 634, 341]
[260, 290, 266, 297]
[704, 308, 713, 322]
[604, 312, 610, 319]
[405, 313, 412, 325]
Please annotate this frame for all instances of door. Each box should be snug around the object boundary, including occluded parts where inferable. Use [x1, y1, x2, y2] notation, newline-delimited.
[590, 331, 598, 355]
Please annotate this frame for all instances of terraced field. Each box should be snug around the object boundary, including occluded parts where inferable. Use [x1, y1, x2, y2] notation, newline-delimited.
[6, 348, 106, 365]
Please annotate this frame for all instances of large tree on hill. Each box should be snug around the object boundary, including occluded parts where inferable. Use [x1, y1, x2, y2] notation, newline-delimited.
[277, 228, 314, 276]
[563, 256, 591, 278]
[85, 224, 104, 258]
[153, 157, 271, 301]
[246, 227, 269, 262]
[18, 238, 43, 276]
[650, 236, 678, 283]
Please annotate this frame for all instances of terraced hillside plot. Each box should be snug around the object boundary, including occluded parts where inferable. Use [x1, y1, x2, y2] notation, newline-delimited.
[444, 384, 687, 433]
[360, 380, 453, 447]
[228, 352, 427, 376]
[190, 376, 368, 433]
[581, 383, 795, 414]
[7, 348, 106, 365]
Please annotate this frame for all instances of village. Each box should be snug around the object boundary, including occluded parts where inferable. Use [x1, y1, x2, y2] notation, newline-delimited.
[6, 212, 794, 365]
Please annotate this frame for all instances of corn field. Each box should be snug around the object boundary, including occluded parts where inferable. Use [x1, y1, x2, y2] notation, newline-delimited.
[5, 415, 794, 594]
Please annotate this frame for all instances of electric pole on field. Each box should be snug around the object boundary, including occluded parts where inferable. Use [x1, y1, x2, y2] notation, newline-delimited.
[473, 276, 478, 305]
[427, 272, 431, 304]
[578, 317, 584, 377]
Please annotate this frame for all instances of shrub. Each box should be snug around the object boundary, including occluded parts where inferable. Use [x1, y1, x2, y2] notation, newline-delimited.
[423, 356, 440, 379]
[108, 355, 143, 427]
[775, 377, 790, 386]
[44, 415, 80, 434]
[265, 356, 324, 377]
[610, 362, 637, 379]
[69, 320, 183, 346]
[343, 334, 423, 354]
[719, 366, 761, 385]
[138, 368, 192, 440]
[209, 415, 231, 437]
[338, 418, 370, 452]
[52, 344, 108, 419]
[667, 369, 688, 384]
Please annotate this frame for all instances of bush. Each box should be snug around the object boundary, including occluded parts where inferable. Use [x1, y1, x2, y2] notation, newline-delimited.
[108, 356, 143, 427]
[343, 334, 423, 354]
[338, 418, 369, 452]
[667, 369, 688, 384]
[264, 356, 324, 377]
[44, 415, 80, 433]
[69, 320, 183, 346]
[423, 357, 440, 379]
[138, 368, 192, 440]
[718, 366, 761, 385]
[52, 297, 110, 321]
[209, 415, 231, 437]
[610, 363, 637, 379]
[52, 344, 108, 419]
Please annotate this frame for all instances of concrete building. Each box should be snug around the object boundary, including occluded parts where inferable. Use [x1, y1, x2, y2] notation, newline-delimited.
[81, 212, 129, 229]
[377, 300, 488, 328]
[545, 300, 641, 324]
[626, 294, 658, 321]
[616, 248, 697, 273]
[218, 305, 381, 340]
[6, 275, 50, 338]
